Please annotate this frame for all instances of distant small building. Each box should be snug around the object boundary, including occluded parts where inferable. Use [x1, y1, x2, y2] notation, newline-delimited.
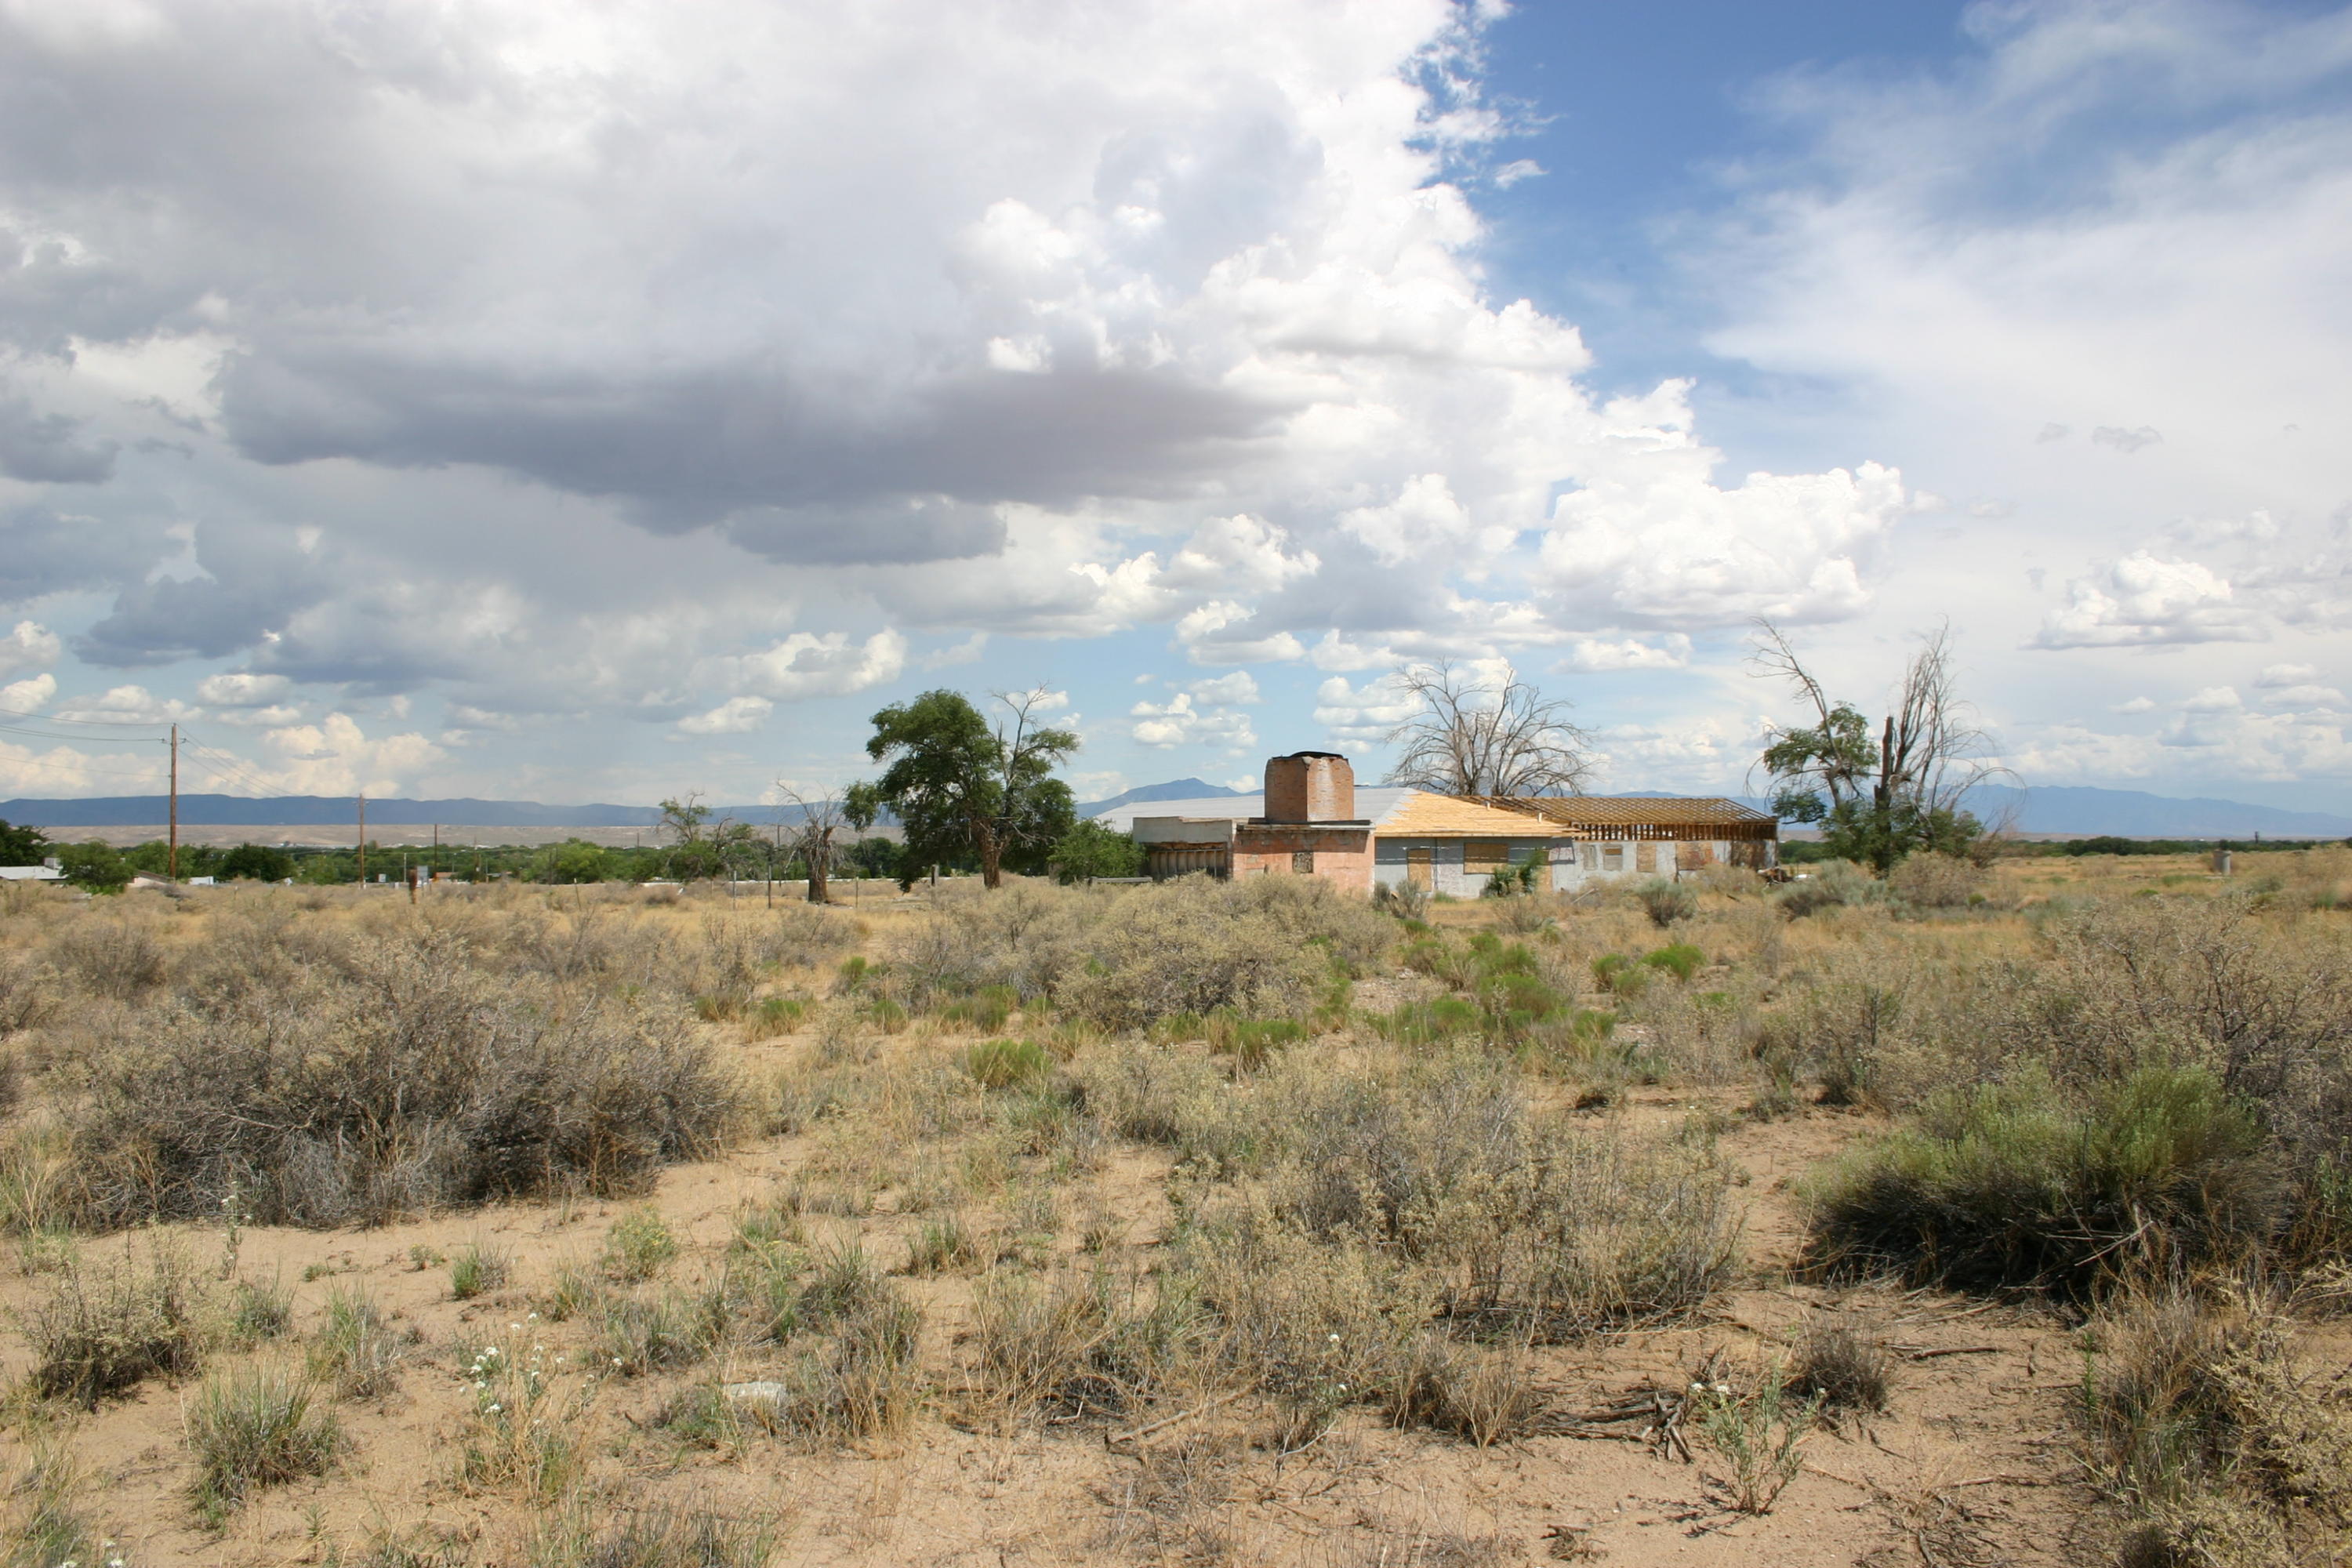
[0, 860, 63, 882]
[1108, 755, 1777, 895]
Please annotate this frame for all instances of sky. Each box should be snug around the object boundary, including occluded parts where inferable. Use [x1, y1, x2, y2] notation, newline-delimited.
[0, 0, 2347, 813]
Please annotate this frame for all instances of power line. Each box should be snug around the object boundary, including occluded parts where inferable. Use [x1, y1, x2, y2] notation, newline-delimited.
[0, 750, 170, 783]
[179, 734, 280, 799]
[0, 722, 171, 745]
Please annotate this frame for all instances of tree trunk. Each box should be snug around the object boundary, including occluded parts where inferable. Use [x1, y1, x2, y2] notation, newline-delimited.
[975, 821, 1004, 889]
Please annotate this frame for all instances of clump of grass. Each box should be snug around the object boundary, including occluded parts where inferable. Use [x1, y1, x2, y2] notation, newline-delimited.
[739, 1252, 923, 1443]
[971, 1266, 1196, 1425]
[309, 1285, 405, 1399]
[1206, 1014, 1306, 1072]
[1387, 1336, 1545, 1447]
[940, 984, 1019, 1034]
[449, 1240, 511, 1301]
[2078, 1289, 2351, 1566]
[1789, 1318, 1893, 1414]
[597, 1283, 729, 1377]
[457, 1325, 593, 1504]
[1806, 1063, 2275, 1296]
[905, 1213, 983, 1277]
[227, 1272, 294, 1347]
[24, 1243, 209, 1404]
[186, 1361, 340, 1524]
[966, 1037, 1048, 1090]
[542, 1257, 604, 1323]
[537, 1497, 775, 1568]
[748, 996, 806, 1039]
[2, 1439, 99, 1568]
[601, 1207, 677, 1284]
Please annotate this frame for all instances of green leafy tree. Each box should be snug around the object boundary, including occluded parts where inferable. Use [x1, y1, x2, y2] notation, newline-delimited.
[866, 687, 1079, 890]
[218, 843, 295, 881]
[537, 839, 613, 884]
[1048, 819, 1146, 884]
[1752, 620, 2004, 873]
[656, 793, 742, 881]
[55, 840, 130, 892]
[0, 818, 51, 866]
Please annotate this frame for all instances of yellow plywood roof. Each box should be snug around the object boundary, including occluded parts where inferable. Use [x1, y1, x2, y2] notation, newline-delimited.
[1469, 796, 1776, 831]
[1374, 793, 1570, 839]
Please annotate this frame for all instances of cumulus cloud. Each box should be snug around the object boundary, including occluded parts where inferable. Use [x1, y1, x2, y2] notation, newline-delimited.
[2031, 553, 2263, 649]
[1174, 602, 1305, 666]
[0, 620, 62, 680]
[1128, 691, 1255, 751]
[1186, 671, 1262, 705]
[0, 673, 56, 713]
[196, 671, 294, 706]
[1555, 634, 1692, 673]
[1312, 673, 1418, 744]
[707, 630, 909, 702]
[53, 684, 198, 725]
[677, 695, 774, 735]
[254, 713, 445, 796]
[2090, 426, 2162, 455]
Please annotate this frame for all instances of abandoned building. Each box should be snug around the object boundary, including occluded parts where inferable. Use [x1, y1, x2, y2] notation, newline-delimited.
[1098, 752, 1778, 895]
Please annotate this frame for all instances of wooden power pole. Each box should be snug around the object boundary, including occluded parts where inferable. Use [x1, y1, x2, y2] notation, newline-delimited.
[167, 724, 179, 883]
[358, 794, 367, 885]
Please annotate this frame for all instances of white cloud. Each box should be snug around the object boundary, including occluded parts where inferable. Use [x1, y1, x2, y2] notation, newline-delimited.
[1338, 474, 1501, 568]
[255, 713, 445, 796]
[1173, 601, 1305, 666]
[1127, 691, 1256, 752]
[2258, 683, 2348, 712]
[2031, 553, 2263, 649]
[678, 696, 775, 735]
[1556, 634, 1692, 673]
[1187, 671, 1262, 705]
[53, 684, 198, 724]
[2256, 663, 2321, 688]
[710, 630, 908, 702]
[1312, 673, 1418, 742]
[1584, 715, 1763, 793]
[196, 671, 294, 706]
[0, 673, 57, 713]
[0, 621, 61, 680]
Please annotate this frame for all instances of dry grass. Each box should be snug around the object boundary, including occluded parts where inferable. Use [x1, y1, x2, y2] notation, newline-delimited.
[0, 862, 2342, 1561]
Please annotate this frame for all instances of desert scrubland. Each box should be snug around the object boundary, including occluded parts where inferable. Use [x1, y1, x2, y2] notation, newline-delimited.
[0, 851, 2347, 1567]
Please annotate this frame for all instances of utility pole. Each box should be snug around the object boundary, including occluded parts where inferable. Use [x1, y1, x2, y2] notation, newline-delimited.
[431, 822, 439, 886]
[358, 795, 366, 885]
[167, 724, 179, 883]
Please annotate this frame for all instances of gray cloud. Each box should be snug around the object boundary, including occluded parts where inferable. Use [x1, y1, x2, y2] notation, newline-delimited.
[0, 390, 116, 482]
[0, 504, 164, 604]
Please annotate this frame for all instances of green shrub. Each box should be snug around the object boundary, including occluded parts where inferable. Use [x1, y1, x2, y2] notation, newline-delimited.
[597, 1283, 728, 1377]
[186, 1362, 340, 1522]
[1806, 1065, 2274, 1296]
[227, 1273, 294, 1346]
[749, 996, 807, 1039]
[601, 1207, 678, 1284]
[450, 1240, 510, 1301]
[967, 1038, 1049, 1090]
[1639, 943, 1704, 982]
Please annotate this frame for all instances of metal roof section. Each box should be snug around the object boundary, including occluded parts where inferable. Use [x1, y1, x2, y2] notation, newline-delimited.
[1094, 788, 1417, 833]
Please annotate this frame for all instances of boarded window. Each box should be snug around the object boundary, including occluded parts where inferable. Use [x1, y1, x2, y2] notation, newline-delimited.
[1602, 844, 1624, 873]
[1291, 850, 1315, 874]
[1635, 841, 1657, 873]
[1580, 843, 1599, 870]
[1678, 840, 1715, 869]
[1406, 848, 1434, 888]
[1464, 840, 1509, 869]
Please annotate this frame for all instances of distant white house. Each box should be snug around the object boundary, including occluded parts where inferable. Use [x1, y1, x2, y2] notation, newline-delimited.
[0, 859, 63, 882]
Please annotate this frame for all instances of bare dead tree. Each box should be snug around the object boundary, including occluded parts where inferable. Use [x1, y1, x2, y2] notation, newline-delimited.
[1750, 619, 2012, 868]
[773, 783, 855, 904]
[1380, 660, 1592, 797]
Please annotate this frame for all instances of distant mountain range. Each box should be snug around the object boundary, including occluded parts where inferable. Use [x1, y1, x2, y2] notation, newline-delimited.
[2, 780, 2344, 839]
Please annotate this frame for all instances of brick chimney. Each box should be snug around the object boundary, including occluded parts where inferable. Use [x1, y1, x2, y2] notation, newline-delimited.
[1262, 751, 1356, 822]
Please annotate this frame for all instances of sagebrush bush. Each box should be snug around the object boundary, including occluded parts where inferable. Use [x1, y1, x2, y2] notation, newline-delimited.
[1889, 851, 1986, 909]
[52, 920, 169, 1000]
[51, 934, 739, 1229]
[1635, 878, 1698, 928]
[1807, 1063, 2276, 1294]
[24, 1241, 209, 1403]
[1059, 877, 1372, 1029]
